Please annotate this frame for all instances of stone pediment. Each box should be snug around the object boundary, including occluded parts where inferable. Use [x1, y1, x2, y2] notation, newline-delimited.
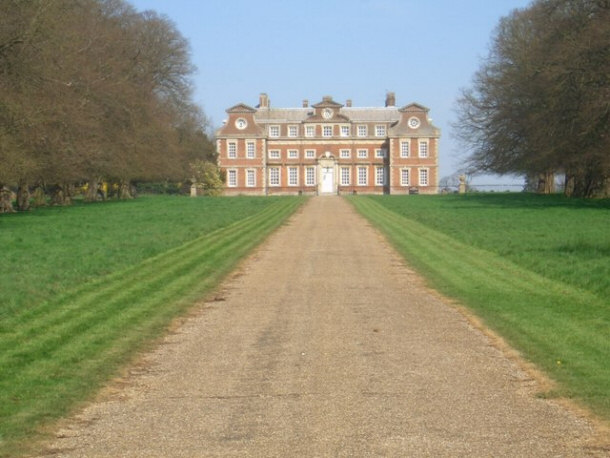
[226, 103, 257, 114]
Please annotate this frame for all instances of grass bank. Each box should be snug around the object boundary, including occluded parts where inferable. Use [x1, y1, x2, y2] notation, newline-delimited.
[0, 195, 305, 456]
[349, 193, 609, 422]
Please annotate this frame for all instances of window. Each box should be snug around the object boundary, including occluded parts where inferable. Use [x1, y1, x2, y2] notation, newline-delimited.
[246, 169, 256, 187]
[305, 149, 315, 159]
[288, 167, 298, 186]
[340, 125, 350, 137]
[419, 139, 429, 158]
[401, 168, 410, 186]
[375, 125, 386, 137]
[357, 166, 368, 186]
[269, 149, 280, 159]
[305, 125, 315, 137]
[357, 149, 368, 158]
[269, 125, 280, 137]
[323, 125, 333, 137]
[376, 167, 386, 185]
[340, 149, 351, 159]
[246, 141, 255, 159]
[227, 169, 237, 187]
[227, 142, 237, 159]
[269, 167, 280, 186]
[288, 125, 298, 137]
[288, 149, 299, 159]
[419, 168, 429, 186]
[400, 140, 410, 158]
[340, 167, 350, 186]
[305, 167, 316, 186]
[357, 125, 367, 137]
[375, 148, 386, 158]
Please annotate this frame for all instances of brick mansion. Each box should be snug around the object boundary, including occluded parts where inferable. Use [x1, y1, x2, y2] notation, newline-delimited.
[216, 93, 440, 195]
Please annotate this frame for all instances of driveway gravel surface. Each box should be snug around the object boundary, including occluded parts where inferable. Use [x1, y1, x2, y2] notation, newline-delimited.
[43, 196, 603, 457]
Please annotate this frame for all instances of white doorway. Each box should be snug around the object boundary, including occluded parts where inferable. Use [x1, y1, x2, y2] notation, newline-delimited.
[321, 167, 334, 194]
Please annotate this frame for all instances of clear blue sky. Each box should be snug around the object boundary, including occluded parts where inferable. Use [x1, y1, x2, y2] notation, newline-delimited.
[129, 0, 533, 186]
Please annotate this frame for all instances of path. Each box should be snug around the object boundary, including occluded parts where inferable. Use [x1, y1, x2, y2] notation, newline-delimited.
[44, 196, 598, 457]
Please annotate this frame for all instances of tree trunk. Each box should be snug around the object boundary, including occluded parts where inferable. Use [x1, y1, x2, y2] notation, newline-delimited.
[32, 184, 47, 207]
[16, 179, 31, 211]
[117, 179, 134, 199]
[0, 185, 15, 213]
[536, 171, 555, 194]
[51, 183, 73, 206]
[85, 177, 105, 202]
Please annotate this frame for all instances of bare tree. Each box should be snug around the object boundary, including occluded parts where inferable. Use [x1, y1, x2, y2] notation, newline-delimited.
[454, 0, 610, 197]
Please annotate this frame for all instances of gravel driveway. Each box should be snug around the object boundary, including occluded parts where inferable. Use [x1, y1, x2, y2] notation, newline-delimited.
[43, 196, 602, 457]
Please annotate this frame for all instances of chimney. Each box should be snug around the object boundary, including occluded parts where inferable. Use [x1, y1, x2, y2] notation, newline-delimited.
[346, 99, 352, 107]
[385, 91, 396, 107]
[259, 93, 269, 109]
[302, 99, 309, 107]
[323, 95, 332, 103]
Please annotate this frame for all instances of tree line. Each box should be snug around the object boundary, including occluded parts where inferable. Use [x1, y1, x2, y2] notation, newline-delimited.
[0, 0, 219, 212]
[454, 0, 609, 198]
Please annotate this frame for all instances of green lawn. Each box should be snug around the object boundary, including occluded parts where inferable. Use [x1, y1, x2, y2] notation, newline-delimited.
[0, 195, 305, 457]
[349, 193, 610, 422]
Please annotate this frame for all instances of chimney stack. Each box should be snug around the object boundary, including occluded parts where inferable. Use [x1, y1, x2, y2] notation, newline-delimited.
[303, 99, 309, 107]
[259, 93, 269, 109]
[346, 99, 352, 107]
[385, 91, 396, 107]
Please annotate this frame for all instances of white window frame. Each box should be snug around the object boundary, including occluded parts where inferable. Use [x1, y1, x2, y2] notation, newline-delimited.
[340, 125, 350, 137]
[288, 125, 298, 137]
[288, 167, 299, 186]
[340, 149, 351, 159]
[246, 169, 256, 187]
[227, 169, 237, 187]
[269, 167, 280, 186]
[246, 141, 255, 159]
[268, 149, 280, 159]
[340, 167, 350, 186]
[269, 125, 280, 138]
[419, 168, 429, 186]
[375, 148, 387, 158]
[357, 166, 368, 186]
[305, 166, 316, 186]
[357, 125, 367, 137]
[400, 140, 410, 158]
[375, 166, 386, 185]
[375, 124, 386, 137]
[305, 149, 316, 159]
[357, 149, 368, 158]
[288, 149, 299, 159]
[419, 139, 429, 158]
[401, 168, 410, 186]
[305, 125, 315, 137]
[322, 125, 333, 137]
[227, 141, 237, 159]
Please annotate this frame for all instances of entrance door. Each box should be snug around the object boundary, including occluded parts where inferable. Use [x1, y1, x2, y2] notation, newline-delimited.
[321, 167, 334, 193]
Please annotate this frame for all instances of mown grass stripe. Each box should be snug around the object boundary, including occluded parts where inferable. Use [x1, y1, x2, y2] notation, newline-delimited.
[0, 198, 297, 353]
[0, 199, 291, 332]
[1, 199, 297, 374]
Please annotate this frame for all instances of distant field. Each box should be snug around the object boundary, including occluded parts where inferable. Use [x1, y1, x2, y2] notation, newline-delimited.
[0, 195, 305, 456]
[349, 193, 610, 422]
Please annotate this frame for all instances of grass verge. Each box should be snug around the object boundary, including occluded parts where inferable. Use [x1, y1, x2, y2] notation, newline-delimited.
[0, 196, 305, 457]
[348, 194, 610, 423]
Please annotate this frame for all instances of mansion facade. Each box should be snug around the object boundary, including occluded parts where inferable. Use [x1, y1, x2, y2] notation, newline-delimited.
[216, 93, 440, 195]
